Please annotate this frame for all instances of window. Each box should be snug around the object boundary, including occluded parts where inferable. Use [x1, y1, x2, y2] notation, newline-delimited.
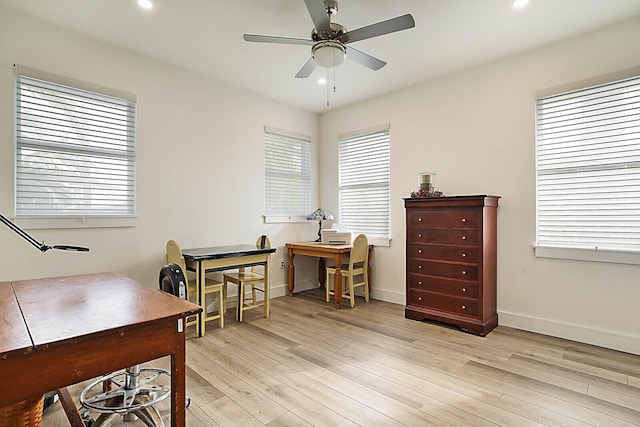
[14, 66, 136, 226]
[264, 127, 311, 222]
[535, 71, 640, 264]
[339, 126, 390, 244]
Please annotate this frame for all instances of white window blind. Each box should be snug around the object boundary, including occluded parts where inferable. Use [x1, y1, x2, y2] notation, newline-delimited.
[264, 128, 311, 217]
[15, 68, 136, 217]
[536, 74, 640, 253]
[339, 127, 390, 239]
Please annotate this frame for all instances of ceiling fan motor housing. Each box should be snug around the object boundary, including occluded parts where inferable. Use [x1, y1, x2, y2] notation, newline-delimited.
[311, 22, 346, 41]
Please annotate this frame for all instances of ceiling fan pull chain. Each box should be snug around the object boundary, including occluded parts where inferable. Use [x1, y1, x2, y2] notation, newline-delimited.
[333, 62, 337, 93]
[326, 67, 330, 107]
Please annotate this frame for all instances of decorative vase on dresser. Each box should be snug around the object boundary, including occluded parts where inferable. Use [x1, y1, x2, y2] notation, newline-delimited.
[404, 195, 500, 336]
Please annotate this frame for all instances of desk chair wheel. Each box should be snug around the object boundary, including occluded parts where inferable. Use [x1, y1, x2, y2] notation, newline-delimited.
[79, 365, 169, 427]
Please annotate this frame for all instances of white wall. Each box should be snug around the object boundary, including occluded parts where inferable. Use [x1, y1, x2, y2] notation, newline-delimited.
[319, 17, 640, 354]
[0, 7, 321, 295]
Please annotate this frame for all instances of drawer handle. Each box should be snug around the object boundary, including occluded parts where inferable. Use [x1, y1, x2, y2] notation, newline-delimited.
[462, 305, 466, 310]
[418, 296, 422, 301]
[462, 270, 467, 275]
[418, 218, 423, 222]
[418, 265, 422, 269]
[418, 233, 423, 238]
[462, 288, 467, 293]
[418, 281, 423, 285]
[462, 218, 467, 222]
[462, 253, 467, 258]
[418, 249, 423, 254]
[462, 236, 467, 240]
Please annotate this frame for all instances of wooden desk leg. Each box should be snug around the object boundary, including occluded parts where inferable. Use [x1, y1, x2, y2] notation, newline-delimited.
[198, 261, 205, 337]
[264, 256, 270, 317]
[333, 253, 343, 309]
[368, 247, 373, 292]
[57, 387, 85, 427]
[287, 249, 295, 296]
[318, 258, 326, 288]
[172, 319, 187, 427]
[236, 271, 243, 322]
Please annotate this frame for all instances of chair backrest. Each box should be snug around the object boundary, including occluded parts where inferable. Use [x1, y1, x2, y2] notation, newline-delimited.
[252, 235, 271, 273]
[256, 235, 271, 249]
[166, 240, 189, 285]
[349, 234, 369, 270]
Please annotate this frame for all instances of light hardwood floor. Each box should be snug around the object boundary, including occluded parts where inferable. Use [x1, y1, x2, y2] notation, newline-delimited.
[43, 289, 640, 426]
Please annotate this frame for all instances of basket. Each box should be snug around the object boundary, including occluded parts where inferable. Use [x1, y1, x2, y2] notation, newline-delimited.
[0, 396, 44, 427]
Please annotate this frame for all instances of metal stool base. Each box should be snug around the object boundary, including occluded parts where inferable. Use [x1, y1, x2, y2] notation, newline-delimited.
[80, 366, 170, 427]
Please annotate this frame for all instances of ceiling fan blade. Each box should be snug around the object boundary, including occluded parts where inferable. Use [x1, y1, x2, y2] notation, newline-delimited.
[243, 34, 314, 46]
[345, 46, 386, 71]
[338, 14, 415, 44]
[295, 58, 317, 78]
[304, 0, 331, 37]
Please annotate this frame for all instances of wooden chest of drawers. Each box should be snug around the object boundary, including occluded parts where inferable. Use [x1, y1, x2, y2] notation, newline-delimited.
[404, 195, 500, 336]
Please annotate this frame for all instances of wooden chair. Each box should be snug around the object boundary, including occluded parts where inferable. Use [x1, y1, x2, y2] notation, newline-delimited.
[166, 240, 225, 332]
[223, 236, 271, 322]
[326, 233, 370, 308]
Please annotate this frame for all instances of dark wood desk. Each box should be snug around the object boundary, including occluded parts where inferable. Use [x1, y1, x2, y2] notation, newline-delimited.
[182, 245, 276, 335]
[0, 272, 201, 427]
[285, 242, 373, 308]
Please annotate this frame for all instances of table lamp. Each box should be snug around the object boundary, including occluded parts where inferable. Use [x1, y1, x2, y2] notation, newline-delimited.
[306, 207, 333, 242]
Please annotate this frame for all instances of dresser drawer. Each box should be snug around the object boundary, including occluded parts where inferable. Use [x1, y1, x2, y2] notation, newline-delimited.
[409, 228, 478, 246]
[410, 259, 478, 281]
[408, 290, 478, 317]
[408, 209, 478, 229]
[409, 274, 479, 299]
[410, 243, 479, 263]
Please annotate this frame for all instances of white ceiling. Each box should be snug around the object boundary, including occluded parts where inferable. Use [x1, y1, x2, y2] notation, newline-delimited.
[2, 0, 640, 113]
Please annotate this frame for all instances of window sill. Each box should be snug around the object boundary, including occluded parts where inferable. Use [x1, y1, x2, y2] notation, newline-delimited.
[263, 215, 307, 224]
[13, 216, 137, 230]
[533, 245, 640, 265]
[368, 237, 391, 248]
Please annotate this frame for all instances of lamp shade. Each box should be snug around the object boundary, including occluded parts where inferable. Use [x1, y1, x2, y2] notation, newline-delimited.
[306, 207, 333, 221]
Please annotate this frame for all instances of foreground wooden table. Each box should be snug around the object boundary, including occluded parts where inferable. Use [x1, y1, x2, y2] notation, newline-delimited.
[0, 272, 201, 427]
[285, 242, 373, 308]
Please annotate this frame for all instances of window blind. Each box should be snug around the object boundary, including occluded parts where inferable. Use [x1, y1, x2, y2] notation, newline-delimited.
[536, 75, 640, 252]
[15, 71, 136, 216]
[339, 128, 390, 239]
[264, 129, 311, 216]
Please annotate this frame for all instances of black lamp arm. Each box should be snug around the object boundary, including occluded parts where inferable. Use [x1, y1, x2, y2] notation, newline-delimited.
[0, 214, 89, 252]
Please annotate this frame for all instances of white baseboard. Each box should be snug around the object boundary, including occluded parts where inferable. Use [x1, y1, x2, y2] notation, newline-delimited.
[498, 310, 640, 355]
[370, 288, 405, 305]
[270, 283, 289, 298]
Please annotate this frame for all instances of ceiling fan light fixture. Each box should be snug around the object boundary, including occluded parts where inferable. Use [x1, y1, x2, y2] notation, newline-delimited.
[312, 41, 346, 68]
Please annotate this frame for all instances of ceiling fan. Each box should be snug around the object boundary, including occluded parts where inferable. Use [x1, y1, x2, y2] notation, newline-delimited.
[243, 0, 415, 78]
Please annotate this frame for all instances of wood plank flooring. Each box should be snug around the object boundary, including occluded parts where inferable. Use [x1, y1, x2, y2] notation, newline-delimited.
[42, 289, 640, 426]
